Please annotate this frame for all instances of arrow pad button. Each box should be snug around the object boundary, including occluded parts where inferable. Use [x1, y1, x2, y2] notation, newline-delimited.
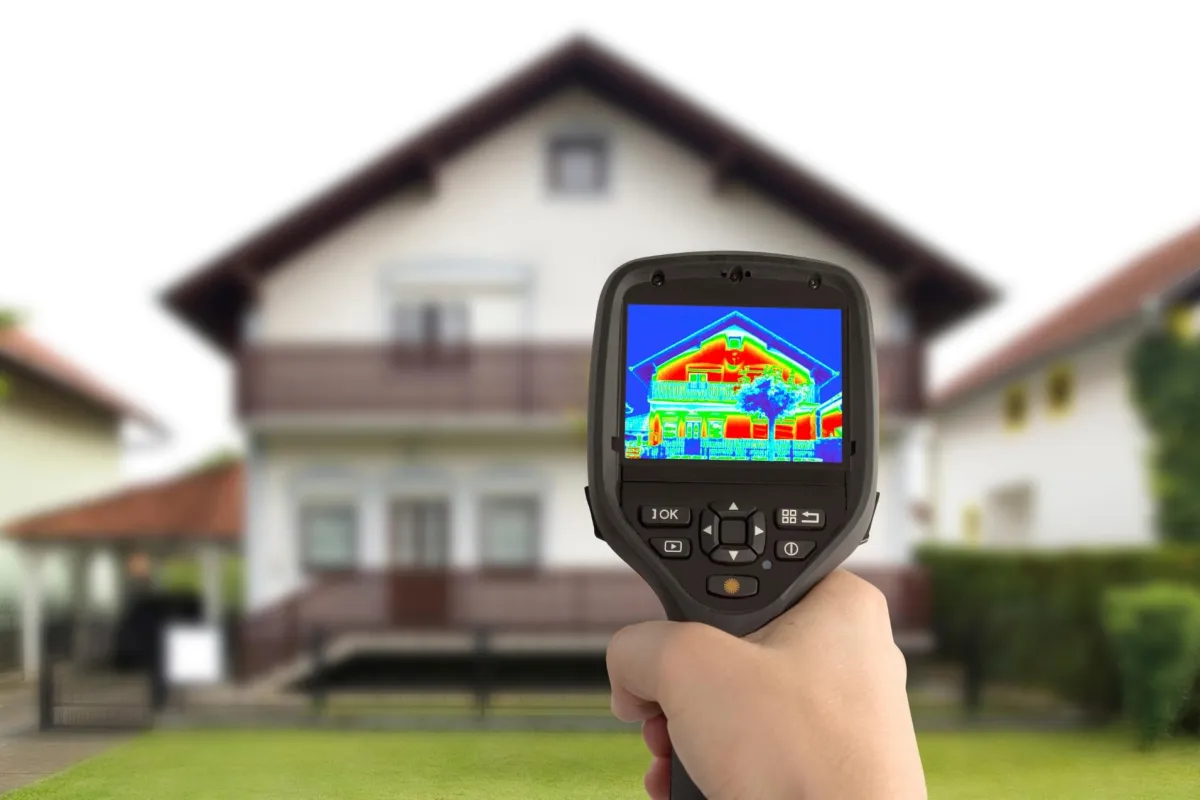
[710, 501, 753, 520]
[720, 519, 747, 545]
[699, 511, 719, 553]
[711, 546, 756, 564]
[749, 512, 767, 555]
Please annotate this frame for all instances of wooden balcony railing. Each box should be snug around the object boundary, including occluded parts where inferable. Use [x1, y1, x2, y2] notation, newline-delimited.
[237, 565, 931, 680]
[237, 341, 924, 420]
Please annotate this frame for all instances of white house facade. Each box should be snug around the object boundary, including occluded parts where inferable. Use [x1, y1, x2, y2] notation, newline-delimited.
[165, 37, 991, 672]
[930, 223, 1200, 548]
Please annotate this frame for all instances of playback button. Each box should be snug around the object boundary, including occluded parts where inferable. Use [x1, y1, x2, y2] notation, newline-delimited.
[650, 538, 691, 559]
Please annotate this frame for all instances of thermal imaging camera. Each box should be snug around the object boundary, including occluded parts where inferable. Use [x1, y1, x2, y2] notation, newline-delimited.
[585, 252, 880, 799]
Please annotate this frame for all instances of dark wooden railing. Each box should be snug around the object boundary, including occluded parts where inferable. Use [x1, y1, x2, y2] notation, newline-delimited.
[237, 343, 592, 417]
[237, 565, 931, 680]
[237, 341, 924, 419]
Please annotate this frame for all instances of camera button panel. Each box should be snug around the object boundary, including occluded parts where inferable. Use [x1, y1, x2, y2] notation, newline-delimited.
[622, 483, 847, 613]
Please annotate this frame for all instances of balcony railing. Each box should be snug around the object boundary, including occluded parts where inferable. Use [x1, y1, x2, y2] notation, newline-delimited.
[237, 565, 931, 679]
[236, 340, 924, 419]
[236, 343, 592, 418]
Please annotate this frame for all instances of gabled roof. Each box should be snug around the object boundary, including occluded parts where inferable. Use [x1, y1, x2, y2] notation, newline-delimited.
[935, 222, 1200, 408]
[2, 461, 241, 542]
[0, 327, 164, 432]
[163, 35, 994, 352]
[628, 310, 837, 387]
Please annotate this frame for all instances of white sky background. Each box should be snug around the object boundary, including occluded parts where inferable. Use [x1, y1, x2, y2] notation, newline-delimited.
[1, 1, 1198, 482]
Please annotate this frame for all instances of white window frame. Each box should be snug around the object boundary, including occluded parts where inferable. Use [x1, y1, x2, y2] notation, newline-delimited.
[477, 494, 542, 570]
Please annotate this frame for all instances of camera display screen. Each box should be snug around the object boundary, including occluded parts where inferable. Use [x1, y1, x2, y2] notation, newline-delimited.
[623, 304, 843, 463]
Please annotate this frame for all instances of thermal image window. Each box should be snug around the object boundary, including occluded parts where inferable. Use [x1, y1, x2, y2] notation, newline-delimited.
[624, 305, 844, 463]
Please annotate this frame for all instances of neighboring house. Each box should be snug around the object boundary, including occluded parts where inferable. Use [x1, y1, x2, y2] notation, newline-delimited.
[930, 223, 1200, 547]
[162, 36, 992, 677]
[0, 327, 161, 674]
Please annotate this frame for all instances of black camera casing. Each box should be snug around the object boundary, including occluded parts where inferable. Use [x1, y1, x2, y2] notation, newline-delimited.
[585, 251, 879, 636]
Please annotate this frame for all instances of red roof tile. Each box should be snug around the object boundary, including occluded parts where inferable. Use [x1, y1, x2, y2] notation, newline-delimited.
[934, 223, 1200, 407]
[0, 328, 164, 432]
[2, 461, 242, 542]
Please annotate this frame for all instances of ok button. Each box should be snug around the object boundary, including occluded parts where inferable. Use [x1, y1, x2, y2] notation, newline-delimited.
[639, 506, 691, 527]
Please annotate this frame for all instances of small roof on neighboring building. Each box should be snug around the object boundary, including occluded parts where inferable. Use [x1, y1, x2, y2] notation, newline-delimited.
[0, 327, 164, 433]
[2, 461, 242, 544]
[934, 222, 1200, 408]
[163, 35, 995, 352]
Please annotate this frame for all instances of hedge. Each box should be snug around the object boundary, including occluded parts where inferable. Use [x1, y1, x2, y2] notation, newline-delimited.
[1103, 582, 1200, 746]
[916, 545, 1200, 724]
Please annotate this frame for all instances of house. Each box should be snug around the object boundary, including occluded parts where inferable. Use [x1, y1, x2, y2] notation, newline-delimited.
[162, 36, 992, 678]
[0, 326, 162, 676]
[929, 222, 1200, 547]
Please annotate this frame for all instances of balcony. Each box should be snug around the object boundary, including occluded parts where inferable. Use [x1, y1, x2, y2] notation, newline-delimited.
[236, 343, 592, 420]
[237, 565, 931, 679]
[236, 341, 923, 421]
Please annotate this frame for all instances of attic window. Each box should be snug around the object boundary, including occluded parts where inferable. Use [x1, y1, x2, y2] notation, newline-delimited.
[547, 135, 608, 194]
[1003, 384, 1028, 429]
[1046, 364, 1074, 414]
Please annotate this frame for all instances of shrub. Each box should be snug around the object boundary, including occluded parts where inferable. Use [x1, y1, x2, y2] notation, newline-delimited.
[917, 545, 1200, 725]
[1103, 583, 1200, 747]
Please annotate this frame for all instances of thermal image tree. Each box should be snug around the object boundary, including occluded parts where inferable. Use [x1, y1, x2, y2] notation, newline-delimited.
[735, 373, 812, 459]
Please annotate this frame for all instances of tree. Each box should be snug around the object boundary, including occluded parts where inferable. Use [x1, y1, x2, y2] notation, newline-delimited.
[1128, 326, 1200, 542]
[735, 373, 811, 459]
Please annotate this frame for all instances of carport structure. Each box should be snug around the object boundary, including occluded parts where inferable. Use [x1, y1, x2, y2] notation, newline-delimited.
[3, 461, 241, 679]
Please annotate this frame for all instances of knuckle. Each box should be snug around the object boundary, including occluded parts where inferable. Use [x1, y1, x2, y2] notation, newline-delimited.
[659, 623, 721, 673]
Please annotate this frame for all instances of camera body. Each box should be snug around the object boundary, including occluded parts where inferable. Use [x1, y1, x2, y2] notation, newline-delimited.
[585, 251, 879, 636]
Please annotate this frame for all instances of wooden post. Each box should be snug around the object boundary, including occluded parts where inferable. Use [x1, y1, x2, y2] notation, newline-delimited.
[37, 620, 53, 731]
[310, 628, 326, 716]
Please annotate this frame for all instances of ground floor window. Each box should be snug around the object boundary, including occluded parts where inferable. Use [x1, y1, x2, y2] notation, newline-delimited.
[299, 502, 358, 572]
[478, 496, 540, 568]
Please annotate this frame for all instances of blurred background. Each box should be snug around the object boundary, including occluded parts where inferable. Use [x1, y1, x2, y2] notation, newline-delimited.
[2, 2, 1200, 798]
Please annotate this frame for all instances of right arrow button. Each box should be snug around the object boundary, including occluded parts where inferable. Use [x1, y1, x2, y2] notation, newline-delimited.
[749, 511, 766, 555]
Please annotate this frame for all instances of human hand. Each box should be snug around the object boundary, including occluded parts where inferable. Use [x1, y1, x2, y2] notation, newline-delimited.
[606, 570, 926, 800]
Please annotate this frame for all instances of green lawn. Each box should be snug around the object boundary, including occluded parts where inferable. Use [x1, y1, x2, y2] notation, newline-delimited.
[7, 729, 1200, 799]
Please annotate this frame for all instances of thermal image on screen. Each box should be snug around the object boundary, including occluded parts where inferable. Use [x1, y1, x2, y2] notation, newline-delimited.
[624, 305, 843, 463]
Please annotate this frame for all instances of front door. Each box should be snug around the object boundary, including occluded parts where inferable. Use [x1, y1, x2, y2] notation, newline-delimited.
[388, 500, 451, 626]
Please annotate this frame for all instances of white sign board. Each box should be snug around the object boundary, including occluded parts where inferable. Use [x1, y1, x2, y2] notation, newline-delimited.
[165, 623, 225, 686]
